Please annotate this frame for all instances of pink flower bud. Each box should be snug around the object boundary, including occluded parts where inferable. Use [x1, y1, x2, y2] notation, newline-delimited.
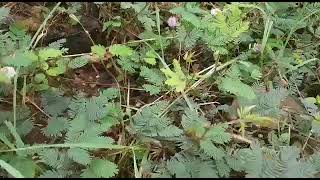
[167, 16, 179, 28]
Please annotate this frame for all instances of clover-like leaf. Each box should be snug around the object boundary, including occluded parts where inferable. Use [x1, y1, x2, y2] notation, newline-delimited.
[91, 45, 106, 59]
[109, 44, 133, 57]
[38, 48, 63, 61]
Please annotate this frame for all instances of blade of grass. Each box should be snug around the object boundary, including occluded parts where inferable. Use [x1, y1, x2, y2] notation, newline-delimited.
[12, 67, 19, 128]
[0, 143, 131, 153]
[4, 121, 24, 148]
[132, 149, 141, 178]
[155, 5, 165, 63]
[0, 159, 24, 178]
[260, 18, 273, 66]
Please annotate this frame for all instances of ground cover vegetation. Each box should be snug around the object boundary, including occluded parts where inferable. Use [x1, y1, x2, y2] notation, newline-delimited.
[0, 2, 320, 178]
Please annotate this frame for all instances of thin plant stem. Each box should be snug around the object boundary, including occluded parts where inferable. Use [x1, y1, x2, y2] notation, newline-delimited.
[28, 2, 61, 50]
[13, 68, 19, 128]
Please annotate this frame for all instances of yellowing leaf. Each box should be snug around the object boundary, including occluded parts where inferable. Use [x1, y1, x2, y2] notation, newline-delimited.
[109, 44, 133, 57]
[161, 59, 186, 92]
[38, 48, 63, 61]
[0, 71, 10, 83]
[91, 45, 106, 59]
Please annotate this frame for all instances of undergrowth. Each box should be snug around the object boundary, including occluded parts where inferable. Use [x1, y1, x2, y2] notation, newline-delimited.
[0, 2, 320, 178]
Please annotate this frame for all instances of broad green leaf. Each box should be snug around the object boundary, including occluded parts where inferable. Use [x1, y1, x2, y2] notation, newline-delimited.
[46, 66, 66, 76]
[38, 48, 63, 61]
[34, 73, 47, 83]
[9, 157, 36, 178]
[109, 44, 133, 57]
[161, 59, 186, 92]
[46, 59, 68, 76]
[33, 84, 50, 91]
[24, 51, 38, 62]
[2, 52, 33, 67]
[91, 45, 106, 59]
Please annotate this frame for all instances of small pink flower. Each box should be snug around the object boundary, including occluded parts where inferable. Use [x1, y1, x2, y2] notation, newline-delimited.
[167, 16, 179, 28]
[211, 8, 221, 16]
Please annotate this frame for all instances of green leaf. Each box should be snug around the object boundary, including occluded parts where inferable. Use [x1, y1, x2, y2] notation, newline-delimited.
[117, 53, 140, 73]
[91, 44, 106, 59]
[144, 50, 157, 65]
[138, 15, 156, 31]
[109, 44, 133, 57]
[251, 69, 262, 80]
[38, 48, 63, 61]
[4, 121, 24, 148]
[140, 66, 165, 86]
[2, 51, 33, 67]
[16, 119, 33, 137]
[170, 7, 201, 28]
[0, 159, 24, 178]
[41, 89, 70, 117]
[67, 148, 91, 165]
[0, 133, 15, 149]
[37, 149, 68, 169]
[84, 159, 119, 178]
[9, 157, 36, 178]
[133, 101, 183, 137]
[144, 57, 156, 65]
[181, 109, 207, 137]
[142, 84, 161, 95]
[200, 139, 225, 160]
[42, 117, 70, 137]
[24, 51, 38, 62]
[46, 58, 68, 76]
[68, 56, 89, 69]
[219, 77, 256, 100]
[34, 73, 47, 83]
[206, 124, 231, 144]
[0, 71, 10, 83]
[161, 59, 187, 92]
[102, 21, 121, 32]
[48, 38, 68, 53]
